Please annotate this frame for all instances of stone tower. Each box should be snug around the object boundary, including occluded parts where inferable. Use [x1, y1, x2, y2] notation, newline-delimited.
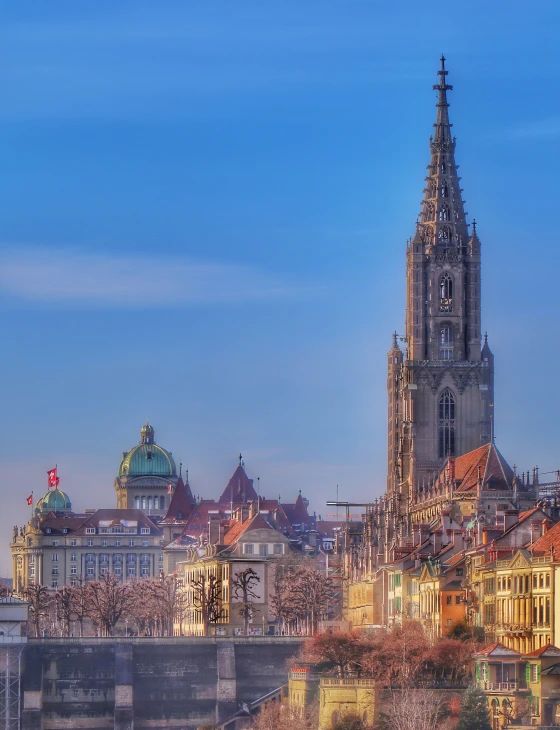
[387, 58, 494, 540]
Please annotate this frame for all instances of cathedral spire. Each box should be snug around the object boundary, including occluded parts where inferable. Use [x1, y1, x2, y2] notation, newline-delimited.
[418, 57, 469, 248]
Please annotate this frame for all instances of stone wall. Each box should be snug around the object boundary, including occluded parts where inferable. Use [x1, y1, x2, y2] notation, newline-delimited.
[21, 637, 303, 730]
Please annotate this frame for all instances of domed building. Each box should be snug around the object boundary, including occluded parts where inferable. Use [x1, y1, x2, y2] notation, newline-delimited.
[34, 487, 72, 516]
[114, 421, 180, 516]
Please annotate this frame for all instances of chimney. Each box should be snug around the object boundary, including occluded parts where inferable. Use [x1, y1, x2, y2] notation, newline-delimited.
[504, 510, 519, 531]
[530, 520, 541, 545]
[542, 518, 552, 536]
[208, 515, 221, 544]
[431, 531, 442, 554]
[241, 505, 250, 523]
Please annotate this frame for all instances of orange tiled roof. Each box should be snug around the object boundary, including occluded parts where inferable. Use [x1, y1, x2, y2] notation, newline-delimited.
[222, 512, 275, 546]
[453, 443, 515, 493]
[530, 519, 560, 556]
[523, 644, 560, 658]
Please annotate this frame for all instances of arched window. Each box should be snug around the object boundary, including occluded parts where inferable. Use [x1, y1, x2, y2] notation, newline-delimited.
[439, 389, 455, 458]
[134, 496, 140, 509]
[439, 274, 453, 312]
[141, 496, 146, 510]
[153, 496, 159, 510]
[439, 325, 454, 360]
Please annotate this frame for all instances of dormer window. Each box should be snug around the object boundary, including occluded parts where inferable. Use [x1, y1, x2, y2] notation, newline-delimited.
[86, 527, 95, 535]
[439, 274, 453, 312]
[146, 451, 153, 461]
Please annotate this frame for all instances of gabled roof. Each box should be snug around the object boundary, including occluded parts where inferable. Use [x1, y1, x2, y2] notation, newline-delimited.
[475, 642, 522, 658]
[523, 644, 560, 658]
[530, 519, 560, 556]
[180, 501, 225, 539]
[218, 464, 258, 504]
[223, 512, 278, 546]
[161, 475, 195, 524]
[454, 443, 515, 493]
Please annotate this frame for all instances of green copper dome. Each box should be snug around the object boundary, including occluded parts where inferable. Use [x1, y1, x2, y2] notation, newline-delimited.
[119, 422, 176, 477]
[35, 488, 72, 515]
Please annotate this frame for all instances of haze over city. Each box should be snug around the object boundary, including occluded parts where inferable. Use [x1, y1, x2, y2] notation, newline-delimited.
[2, 1, 560, 576]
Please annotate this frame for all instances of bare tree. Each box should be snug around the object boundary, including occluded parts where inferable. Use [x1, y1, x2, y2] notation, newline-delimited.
[377, 687, 453, 730]
[250, 699, 318, 730]
[21, 584, 51, 637]
[86, 574, 134, 636]
[69, 577, 89, 637]
[191, 573, 225, 636]
[55, 587, 77, 637]
[232, 567, 260, 635]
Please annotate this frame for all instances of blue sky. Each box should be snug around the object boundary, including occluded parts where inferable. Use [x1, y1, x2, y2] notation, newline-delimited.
[1, 1, 560, 574]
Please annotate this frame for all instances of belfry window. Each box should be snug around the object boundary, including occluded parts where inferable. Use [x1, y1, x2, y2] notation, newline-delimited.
[439, 325, 454, 360]
[439, 389, 455, 458]
[439, 274, 453, 312]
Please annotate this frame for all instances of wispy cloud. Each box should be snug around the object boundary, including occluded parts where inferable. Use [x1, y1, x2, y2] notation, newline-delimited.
[0, 247, 317, 307]
[505, 117, 560, 140]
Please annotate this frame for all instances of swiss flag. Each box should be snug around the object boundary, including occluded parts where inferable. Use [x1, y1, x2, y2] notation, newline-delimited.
[167, 484, 173, 495]
[47, 468, 60, 488]
[26, 494, 33, 506]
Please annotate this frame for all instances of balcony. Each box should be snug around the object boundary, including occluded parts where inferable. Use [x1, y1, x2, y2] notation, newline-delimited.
[478, 681, 528, 693]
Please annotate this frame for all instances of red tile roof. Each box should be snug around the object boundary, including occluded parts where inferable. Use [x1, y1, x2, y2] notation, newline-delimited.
[523, 644, 560, 658]
[223, 512, 276, 545]
[453, 443, 515, 493]
[530, 519, 560, 556]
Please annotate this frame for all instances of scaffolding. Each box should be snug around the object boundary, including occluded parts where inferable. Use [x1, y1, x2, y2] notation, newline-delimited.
[0, 646, 23, 730]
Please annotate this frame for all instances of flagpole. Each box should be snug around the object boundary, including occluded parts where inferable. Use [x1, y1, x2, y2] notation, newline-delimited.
[30, 491, 34, 518]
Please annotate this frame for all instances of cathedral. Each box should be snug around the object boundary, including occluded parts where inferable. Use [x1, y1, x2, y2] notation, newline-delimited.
[380, 58, 534, 559]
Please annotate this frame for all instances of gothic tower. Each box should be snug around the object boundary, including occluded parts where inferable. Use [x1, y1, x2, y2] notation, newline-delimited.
[387, 58, 494, 540]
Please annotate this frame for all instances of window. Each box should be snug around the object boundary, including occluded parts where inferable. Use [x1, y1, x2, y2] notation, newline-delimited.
[140, 554, 150, 564]
[446, 596, 452, 605]
[546, 574, 551, 588]
[71, 566, 77, 574]
[114, 567, 122, 576]
[29, 555, 34, 564]
[439, 325, 454, 360]
[52, 553, 59, 562]
[259, 544, 268, 557]
[159, 554, 163, 562]
[115, 540, 121, 547]
[140, 527, 150, 534]
[127, 554, 135, 564]
[439, 389, 456, 458]
[87, 540, 94, 547]
[62, 528, 68, 535]
[456, 568, 463, 577]
[101, 540, 107, 547]
[100, 554, 109, 564]
[128, 566, 136, 576]
[141, 566, 149, 577]
[52, 581, 58, 588]
[52, 540, 59, 547]
[135, 497, 140, 509]
[71, 539, 77, 546]
[142, 540, 148, 547]
[439, 273, 453, 311]
[86, 554, 95, 563]
[100, 566, 108, 575]
[86, 528, 95, 535]
[456, 595, 462, 605]
[129, 539, 135, 547]
[153, 497, 159, 510]
[273, 544, 283, 555]
[70, 578, 77, 587]
[87, 567, 94, 576]
[244, 544, 254, 555]
[71, 553, 76, 562]
[142, 497, 146, 510]
[113, 554, 122, 564]
[531, 664, 538, 682]
[52, 567, 58, 575]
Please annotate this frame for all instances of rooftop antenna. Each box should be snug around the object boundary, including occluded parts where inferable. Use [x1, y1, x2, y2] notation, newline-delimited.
[257, 477, 261, 514]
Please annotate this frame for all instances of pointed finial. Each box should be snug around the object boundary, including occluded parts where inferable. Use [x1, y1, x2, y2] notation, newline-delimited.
[484, 331, 488, 345]
[179, 461, 182, 476]
[472, 218, 477, 232]
[239, 453, 243, 466]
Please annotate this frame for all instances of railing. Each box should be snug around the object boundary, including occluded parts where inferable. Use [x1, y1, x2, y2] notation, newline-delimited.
[320, 678, 376, 687]
[478, 681, 526, 692]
